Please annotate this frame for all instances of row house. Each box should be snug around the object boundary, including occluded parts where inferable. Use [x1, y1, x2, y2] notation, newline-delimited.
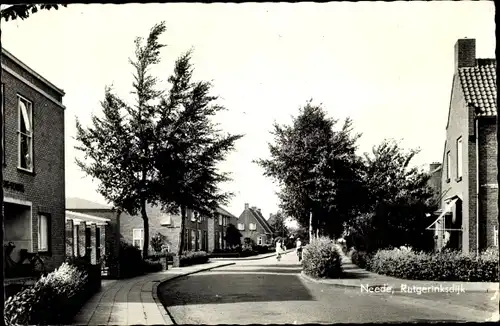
[2, 48, 66, 274]
[427, 38, 498, 254]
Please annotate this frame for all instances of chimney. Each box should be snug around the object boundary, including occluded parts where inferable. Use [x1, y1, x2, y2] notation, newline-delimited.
[429, 162, 441, 172]
[244, 203, 249, 210]
[454, 38, 476, 70]
[257, 208, 262, 215]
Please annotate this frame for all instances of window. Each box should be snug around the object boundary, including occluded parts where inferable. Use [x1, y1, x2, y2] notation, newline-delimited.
[494, 226, 498, 247]
[191, 229, 196, 250]
[446, 151, 451, 181]
[184, 229, 190, 250]
[203, 231, 208, 251]
[219, 231, 223, 248]
[1, 84, 4, 164]
[222, 231, 226, 249]
[190, 211, 196, 222]
[18, 95, 33, 171]
[38, 214, 50, 252]
[160, 214, 172, 226]
[219, 215, 223, 226]
[249, 223, 257, 231]
[215, 231, 220, 250]
[456, 137, 463, 180]
[237, 223, 245, 231]
[73, 225, 79, 256]
[257, 236, 263, 245]
[133, 229, 144, 249]
[198, 229, 202, 250]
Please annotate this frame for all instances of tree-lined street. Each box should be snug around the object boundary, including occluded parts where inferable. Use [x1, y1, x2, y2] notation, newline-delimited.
[158, 252, 496, 324]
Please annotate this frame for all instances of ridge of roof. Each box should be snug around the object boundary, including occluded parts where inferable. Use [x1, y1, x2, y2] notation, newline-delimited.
[216, 206, 236, 219]
[249, 208, 273, 233]
[457, 58, 497, 117]
[66, 197, 113, 210]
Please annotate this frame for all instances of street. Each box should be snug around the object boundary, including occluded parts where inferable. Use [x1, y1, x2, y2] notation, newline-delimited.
[157, 252, 497, 324]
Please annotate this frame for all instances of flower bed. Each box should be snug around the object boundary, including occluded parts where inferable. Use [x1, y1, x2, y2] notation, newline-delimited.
[366, 247, 499, 282]
[4, 260, 101, 325]
[301, 237, 343, 279]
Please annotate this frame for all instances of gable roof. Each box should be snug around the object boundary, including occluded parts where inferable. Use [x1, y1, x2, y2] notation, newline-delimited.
[249, 208, 273, 234]
[458, 59, 497, 117]
[216, 206, 236, 219]
[66, 197, 112, 210]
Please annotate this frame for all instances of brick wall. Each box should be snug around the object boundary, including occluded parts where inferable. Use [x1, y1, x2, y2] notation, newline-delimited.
[478, 118, 498, 249]
[2, 59, 66, 272]
[238, 207, 272, 245]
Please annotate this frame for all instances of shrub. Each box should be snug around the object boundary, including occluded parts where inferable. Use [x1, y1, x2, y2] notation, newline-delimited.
[301, 237, 342, 279]
[252, 245, 272, 254]
[4, 262, 100, 325]
[350, 249, 373, 269]
[368, 247, 499, 282]
[143, 259, 163, 273]
[119, 241, 145, 278]
[180, 251, 209, 267]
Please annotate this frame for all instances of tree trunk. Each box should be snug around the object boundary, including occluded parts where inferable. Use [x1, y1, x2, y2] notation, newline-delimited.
[309, 211, 313, 242]
[140, 198, 149, 259]
[177, 205, 187, 257]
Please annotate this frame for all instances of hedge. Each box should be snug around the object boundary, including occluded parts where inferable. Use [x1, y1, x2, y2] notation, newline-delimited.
[301, 237, 343, 279]
[4, 260, 101, 325]
[366, 246, 499, 282]
[180, 251, 210, 267]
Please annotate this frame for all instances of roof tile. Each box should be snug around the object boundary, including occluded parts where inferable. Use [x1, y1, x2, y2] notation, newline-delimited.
[458, 59, 497, 117]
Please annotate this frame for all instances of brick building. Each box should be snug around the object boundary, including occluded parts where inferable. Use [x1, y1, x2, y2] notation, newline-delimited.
[2, 48, 66, 272]
[427, 39, 498, 254]
[237, 203, 273, 245]
[66, 197, 238, 276]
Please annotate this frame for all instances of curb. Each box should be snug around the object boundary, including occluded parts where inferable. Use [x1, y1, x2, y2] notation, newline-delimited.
[210, 249, 295, 261]
[300, 271, 360, 289]
[152, 262, 236, 325]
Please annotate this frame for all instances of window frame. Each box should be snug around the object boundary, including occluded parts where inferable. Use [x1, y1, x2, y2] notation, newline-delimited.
[249, 223, 257, 231]
[446, 151, 451, 182]
[237, 223, 245, 231]
[132, 228, 144, 249]
[257, 236, 263, 245]
[73, 224, 79, 256]
[494, 225, 498, 247]
[38, 213, 51, 253]
[218, 215, 223, 226]
[17, 94, 34, 172]
[456, 137, 463, 181]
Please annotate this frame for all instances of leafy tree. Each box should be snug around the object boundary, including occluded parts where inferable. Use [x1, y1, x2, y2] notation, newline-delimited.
[346, 139, 436, 252]
[256, 101, 363, 240]
[152, 51, 243, 260]
[0, 4, 67, 21]
[224, 224, 242, 248]
[75, 22, 167, 259]
[269, 211, 289, 240]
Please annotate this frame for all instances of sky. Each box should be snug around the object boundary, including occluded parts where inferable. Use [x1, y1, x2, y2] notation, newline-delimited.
[1, 2, 496, 221]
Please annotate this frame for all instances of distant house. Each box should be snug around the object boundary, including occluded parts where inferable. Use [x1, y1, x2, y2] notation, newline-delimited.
[427, 38, 498, 254]
[2, 48, 66, 274]
[237, 203, 273, 245]
[210, 207, 238, 251]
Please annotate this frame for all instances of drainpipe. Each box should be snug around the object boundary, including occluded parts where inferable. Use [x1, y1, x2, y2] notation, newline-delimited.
[475, 118, 479, 256]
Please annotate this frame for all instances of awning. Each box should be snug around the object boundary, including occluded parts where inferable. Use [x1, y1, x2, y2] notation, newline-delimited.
[426, 198, 459, 231]
[66, 210, 110, 225]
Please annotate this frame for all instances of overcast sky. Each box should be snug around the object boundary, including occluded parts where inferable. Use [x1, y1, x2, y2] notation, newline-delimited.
[1, 2, 495, 220]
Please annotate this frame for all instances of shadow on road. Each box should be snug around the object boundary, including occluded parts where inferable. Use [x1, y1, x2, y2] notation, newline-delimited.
[218, 268, 301, 274]
[158, 272, 314, 306]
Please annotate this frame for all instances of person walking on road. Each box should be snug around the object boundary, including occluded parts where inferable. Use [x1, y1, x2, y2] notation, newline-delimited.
[276, 240, 283, 261]
[296, 238, 303, 262]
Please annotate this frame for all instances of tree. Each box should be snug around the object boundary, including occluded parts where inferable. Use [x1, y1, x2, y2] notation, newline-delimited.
[75, 22, 168, 259]
[269, 211, 289, 240]
[152, 50, 243, 261]
[0, 4, 67, 21]
[346, 139, 437, 252]
[255, 101, 363, 240]
[224, 224, 242, 248]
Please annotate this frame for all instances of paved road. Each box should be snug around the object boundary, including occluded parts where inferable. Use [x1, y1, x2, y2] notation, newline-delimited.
[158, 252, 497, 324]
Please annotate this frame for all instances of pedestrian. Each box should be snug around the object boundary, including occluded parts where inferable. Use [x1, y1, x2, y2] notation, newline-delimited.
[296, 238, 303, 262]
[276, 240, 282, 261]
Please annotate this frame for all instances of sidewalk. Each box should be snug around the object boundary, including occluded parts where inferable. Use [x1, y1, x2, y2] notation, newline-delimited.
[71, 261, 235, 325]
[211, 249, 295, 261]
[300, 245, 499, 293]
